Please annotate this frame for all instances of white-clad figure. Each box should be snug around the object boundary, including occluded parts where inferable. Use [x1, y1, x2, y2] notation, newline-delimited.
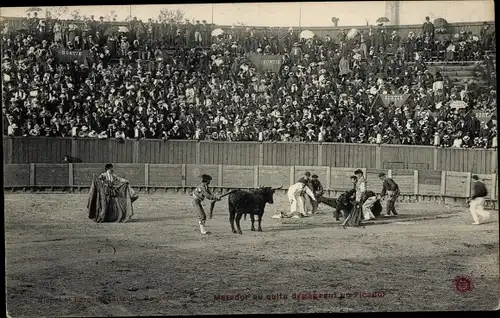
[287, 181, 317, 218]
[303, 189, 314, 214]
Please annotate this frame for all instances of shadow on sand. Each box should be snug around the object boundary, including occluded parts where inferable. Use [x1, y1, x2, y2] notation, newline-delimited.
[264, 221, 340, 232]
[262, 213, 459, 232]
[126, 216, 172, 223]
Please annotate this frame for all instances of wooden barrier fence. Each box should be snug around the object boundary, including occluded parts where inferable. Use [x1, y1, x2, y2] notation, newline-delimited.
[3, 163, 498, 204]
[3, 137, 498, 174]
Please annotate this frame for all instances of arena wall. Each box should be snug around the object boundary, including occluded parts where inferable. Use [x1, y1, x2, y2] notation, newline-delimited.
[3, 137, 497, 174]
[3, 163, 498, 204]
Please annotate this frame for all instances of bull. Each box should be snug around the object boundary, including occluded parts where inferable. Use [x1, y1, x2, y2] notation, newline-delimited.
[210, 185, 282, 234]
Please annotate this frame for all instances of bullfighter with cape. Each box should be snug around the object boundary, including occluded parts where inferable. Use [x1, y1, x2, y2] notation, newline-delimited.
[341, 175, 363, 227]
[88, 163, 139, 223]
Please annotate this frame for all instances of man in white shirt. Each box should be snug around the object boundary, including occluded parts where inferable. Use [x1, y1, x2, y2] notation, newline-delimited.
[432, 80, 444, 92]
[452, 132, 464, 148]
[286, 180, 317, 218]
[354, 169, 376, 221]
[460, 85, 469, 101]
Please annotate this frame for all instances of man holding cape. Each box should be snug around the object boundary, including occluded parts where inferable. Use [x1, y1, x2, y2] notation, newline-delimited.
[88, 163, 139, 223]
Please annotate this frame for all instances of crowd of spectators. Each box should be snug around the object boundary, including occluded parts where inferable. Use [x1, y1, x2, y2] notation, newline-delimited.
[1, 14, 497, 148]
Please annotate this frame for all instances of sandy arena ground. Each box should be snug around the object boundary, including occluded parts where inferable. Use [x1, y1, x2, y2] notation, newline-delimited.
[4, 191, 500, 316]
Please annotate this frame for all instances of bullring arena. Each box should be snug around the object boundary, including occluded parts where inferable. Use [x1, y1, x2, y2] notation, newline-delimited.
[4, 192, 500, 315]
[2, 1, 499, 314]
[4, 139, 500, 315]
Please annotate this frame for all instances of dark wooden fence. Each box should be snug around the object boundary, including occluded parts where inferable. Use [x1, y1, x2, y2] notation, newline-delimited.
[2, 137, 497, 174]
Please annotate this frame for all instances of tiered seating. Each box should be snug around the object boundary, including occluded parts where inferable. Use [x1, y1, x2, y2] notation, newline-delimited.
[422, 62, 482, 87]
[1, 20, 496, 146]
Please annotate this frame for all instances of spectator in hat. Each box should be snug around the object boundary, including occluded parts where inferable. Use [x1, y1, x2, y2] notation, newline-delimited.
[67, 21, 77, 44]
[97, 16, 106, 34]
[194, 20, 202, 45]
[173, 29, 184, 47]
[480, 22, 493, 52]
[200, 20, 210, 46]
[422, 16, 434, 40]
[1, 16, 495, 149]
[53, 21, 62, 43]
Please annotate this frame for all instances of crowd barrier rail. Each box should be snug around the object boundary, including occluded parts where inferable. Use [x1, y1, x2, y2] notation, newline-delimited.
[1, 16, 494, 41]
[2, 137, 498, 174]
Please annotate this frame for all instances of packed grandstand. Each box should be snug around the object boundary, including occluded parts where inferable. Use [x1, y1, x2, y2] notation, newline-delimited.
[1, 14, 497, 148]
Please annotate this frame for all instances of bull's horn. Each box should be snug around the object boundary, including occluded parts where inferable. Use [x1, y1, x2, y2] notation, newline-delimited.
[274, 186, 283, 190]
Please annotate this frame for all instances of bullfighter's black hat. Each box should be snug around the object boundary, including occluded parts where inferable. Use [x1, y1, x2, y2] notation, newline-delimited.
[311, 174, 319, 179]
[201, 174, 212, 182]
[378, 172, 386, 178]
[354, 169, 363, 175]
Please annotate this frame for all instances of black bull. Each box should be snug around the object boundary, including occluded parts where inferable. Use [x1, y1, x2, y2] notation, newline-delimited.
[210, 186, 282, 234]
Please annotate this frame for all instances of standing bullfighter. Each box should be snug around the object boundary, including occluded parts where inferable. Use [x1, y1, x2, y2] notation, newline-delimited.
[297, 172, 314, 214]
[99, 163, 129, 184]
[192, 174, 220, 234]
[98, 163, 138, 203]
[287, 180, 317, 218]
[89, 163, 138, 223]
[310, 174, 324, 214]
[354, 169, 376, 221]
[469, 175, 490, 225]
[378, 172, 400, 216]
[340, 175, 362, 227]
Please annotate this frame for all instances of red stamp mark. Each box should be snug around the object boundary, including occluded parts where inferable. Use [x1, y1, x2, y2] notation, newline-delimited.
[453, 276, 473, 293]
